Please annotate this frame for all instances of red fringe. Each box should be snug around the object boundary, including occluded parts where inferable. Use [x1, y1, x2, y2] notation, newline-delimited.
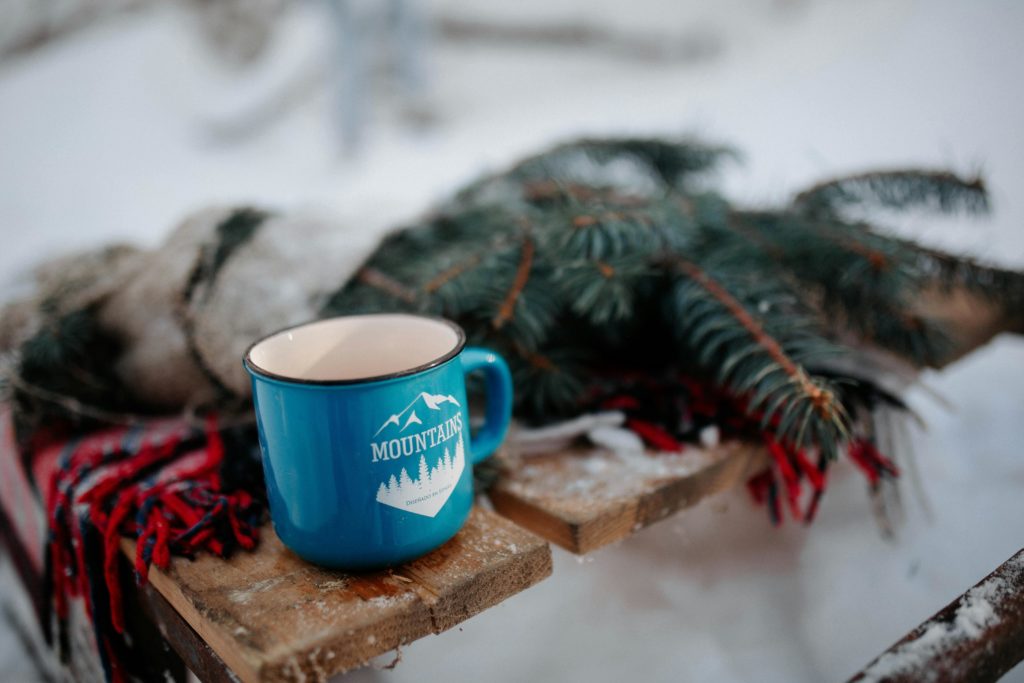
[608, 375, 898, 526]
[43, 414, 261, 681]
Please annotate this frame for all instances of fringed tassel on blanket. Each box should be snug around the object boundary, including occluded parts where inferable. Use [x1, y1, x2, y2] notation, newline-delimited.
[594, 372, 902, 526]
[42, 414, 262, 682]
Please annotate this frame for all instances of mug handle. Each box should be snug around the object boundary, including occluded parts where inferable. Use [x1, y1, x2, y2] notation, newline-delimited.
[460, 347, 513, 464]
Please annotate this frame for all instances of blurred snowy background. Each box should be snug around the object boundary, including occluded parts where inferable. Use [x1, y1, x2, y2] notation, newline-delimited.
[1, 0, 1023, 681]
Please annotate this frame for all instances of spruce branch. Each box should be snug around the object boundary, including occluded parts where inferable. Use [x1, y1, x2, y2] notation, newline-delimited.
[668, 257, 850, 454]
[715, 211, 955, 365]
[423, 253, 485, 293]
[904, 240, 1024, 310]
[523, 180, 646, 207]
[793, 169, 988, 216]
[554, 137, 738, 189]
[312, 137, 1023, 436]
[554, 256, 650, 324]
[492, 235, 536, 330]
[454, 137, 737, 209]
[507, 344, 587, 417]
[355, 266, 419, 305]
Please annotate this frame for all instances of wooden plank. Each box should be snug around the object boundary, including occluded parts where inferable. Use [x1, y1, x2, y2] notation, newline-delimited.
[916, 287, 1022, 368]
[123, 507, 550, 683]
[489, 442, 767, 554]
[849, 548, 1024, 683]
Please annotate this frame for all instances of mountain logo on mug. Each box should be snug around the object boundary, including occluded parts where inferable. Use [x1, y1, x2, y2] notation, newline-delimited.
[374, 436, 466, 518]
[371, 391, 466, 517]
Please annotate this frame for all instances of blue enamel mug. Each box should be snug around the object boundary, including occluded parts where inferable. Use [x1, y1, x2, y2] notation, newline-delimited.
[243, 313, 512, 569]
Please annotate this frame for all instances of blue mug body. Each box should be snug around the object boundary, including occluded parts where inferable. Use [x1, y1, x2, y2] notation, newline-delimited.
[243, 314, 512, 570]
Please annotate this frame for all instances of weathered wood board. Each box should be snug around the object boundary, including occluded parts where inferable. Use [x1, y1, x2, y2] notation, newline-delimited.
[123, 507, 551, 683]
[917, 287, 1023, 367]
[489, 442, 767, 554]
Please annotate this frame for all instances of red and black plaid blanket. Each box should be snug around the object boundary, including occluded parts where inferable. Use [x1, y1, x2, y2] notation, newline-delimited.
[0, 407, 262, 682]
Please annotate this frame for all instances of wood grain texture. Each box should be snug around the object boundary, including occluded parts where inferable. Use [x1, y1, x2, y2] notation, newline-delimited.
[489, 442, 767, 554]
[123, 507, 551, 683]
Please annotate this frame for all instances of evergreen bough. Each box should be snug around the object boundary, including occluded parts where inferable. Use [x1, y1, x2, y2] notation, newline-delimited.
[322, 137, 1023, 471]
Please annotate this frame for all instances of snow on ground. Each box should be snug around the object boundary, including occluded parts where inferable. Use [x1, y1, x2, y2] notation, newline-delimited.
[1, 0, 1023, 681]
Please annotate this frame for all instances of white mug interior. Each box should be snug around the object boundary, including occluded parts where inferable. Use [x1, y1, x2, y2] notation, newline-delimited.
[246, 314, 463, 383]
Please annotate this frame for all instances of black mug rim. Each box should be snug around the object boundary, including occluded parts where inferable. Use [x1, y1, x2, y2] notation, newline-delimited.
[243, 313, 468, 387]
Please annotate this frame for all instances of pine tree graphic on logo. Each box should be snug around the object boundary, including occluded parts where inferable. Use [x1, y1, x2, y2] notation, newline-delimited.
[375, 436, 465, 517]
